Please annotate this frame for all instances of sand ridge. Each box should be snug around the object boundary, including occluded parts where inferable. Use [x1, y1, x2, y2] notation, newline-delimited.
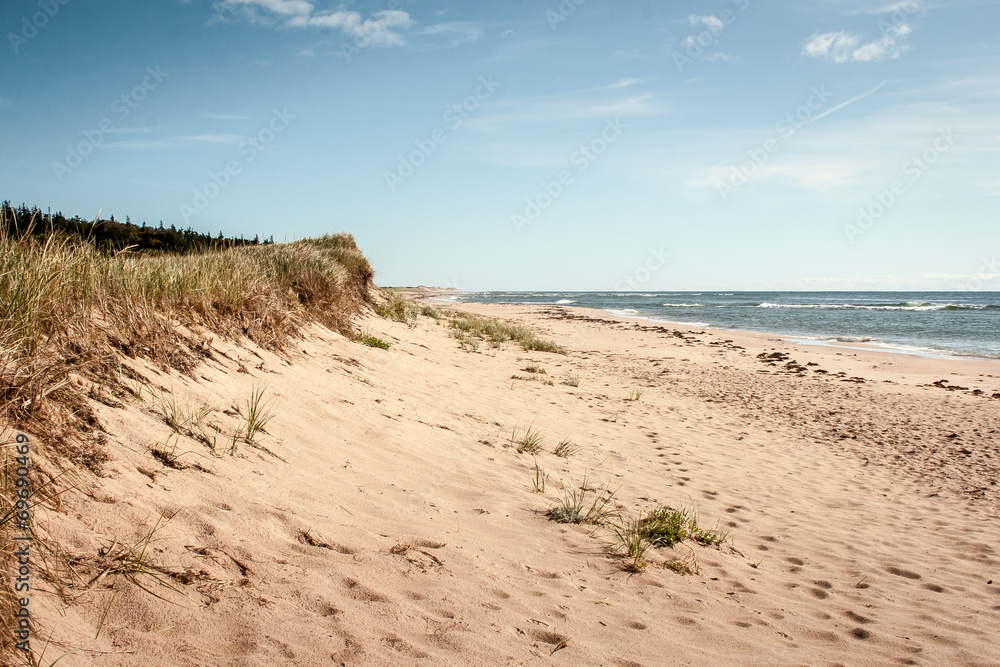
[23, 302, 1000, 666]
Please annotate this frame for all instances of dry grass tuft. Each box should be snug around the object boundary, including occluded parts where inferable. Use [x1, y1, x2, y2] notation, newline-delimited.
[449, 313, 565, 354]
[548, 477, 617, 525]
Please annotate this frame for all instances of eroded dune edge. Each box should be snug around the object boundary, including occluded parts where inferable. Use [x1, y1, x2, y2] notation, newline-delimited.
[7, 297, 1000, 666]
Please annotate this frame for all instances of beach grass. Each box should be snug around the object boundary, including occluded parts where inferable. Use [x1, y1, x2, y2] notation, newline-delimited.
[449, 313, 565, 354]
[354, 332, 390, 349]
[548, 476, 617, 525]
[0, 212, 376, 655]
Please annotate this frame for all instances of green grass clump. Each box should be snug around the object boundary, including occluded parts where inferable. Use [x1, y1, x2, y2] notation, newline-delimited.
[548, 477, 617, 525]
[635, 505, 727, 548]
[243, 384, 275, 445]
[376, 292, 418, 323]
[561, 372, 580, 387]
[553, 439, 579, 458]
[449, 313, 565, 354]
[523, 365, 546, 374]
[512, 425, 544, 454]
[354, 332, 390, 349]
[420, 305, 442, 319]
[610, 516, 652, 572]
[605, 504, 726, 574]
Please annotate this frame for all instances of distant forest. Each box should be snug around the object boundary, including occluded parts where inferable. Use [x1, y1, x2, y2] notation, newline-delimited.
[1, 201, 273, 254]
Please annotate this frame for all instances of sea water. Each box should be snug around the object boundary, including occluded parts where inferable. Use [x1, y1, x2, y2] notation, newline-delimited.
[449, 291, 1000, 360]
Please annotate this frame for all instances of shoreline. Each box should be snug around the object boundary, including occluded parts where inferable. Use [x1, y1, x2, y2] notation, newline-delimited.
[424, 291, 1000, 365]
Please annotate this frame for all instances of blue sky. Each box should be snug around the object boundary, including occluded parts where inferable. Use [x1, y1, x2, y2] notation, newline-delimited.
[2, 0, 998, 290]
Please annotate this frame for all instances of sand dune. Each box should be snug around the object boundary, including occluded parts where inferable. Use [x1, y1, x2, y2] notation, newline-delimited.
[23, 303, 1000, 666]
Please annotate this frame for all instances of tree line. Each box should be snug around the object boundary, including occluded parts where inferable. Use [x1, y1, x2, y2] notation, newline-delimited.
[1, 201, 273, 254]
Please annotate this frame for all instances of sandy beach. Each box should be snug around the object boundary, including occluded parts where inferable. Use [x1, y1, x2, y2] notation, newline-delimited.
[22, 301, 1000, 666]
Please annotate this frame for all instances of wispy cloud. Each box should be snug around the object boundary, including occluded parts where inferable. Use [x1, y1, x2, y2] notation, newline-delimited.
[803, 24, 912, 63]
[200, 112, 252, 120]
[415, 22, 482, 47]
[977, 177, 1000, 195]
[105, 134, 244, 150]
[0, 97, 11, 109]
[466, 80, 662, 135]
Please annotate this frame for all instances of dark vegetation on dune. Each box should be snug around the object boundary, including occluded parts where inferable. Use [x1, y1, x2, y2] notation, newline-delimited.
[2, 201, 271, 254]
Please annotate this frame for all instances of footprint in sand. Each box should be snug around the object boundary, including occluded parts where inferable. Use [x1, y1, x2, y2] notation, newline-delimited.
[886, 566, 922, 580]
[844, 611, 872, 624]
[529, 629, 568, 645]
[382, 634, 429, 658]
[343, 578, 387, 602]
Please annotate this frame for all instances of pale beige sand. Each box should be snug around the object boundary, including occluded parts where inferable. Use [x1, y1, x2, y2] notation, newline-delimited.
[25, 303, 1000, 666]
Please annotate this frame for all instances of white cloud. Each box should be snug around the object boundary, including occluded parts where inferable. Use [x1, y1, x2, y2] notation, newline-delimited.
[689, 15, 724, 32]
[214, 1, 413, 46]
[803, 24, 911, 63]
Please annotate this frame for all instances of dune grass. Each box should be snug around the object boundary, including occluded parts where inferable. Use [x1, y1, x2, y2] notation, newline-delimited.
[606, 504, 728, 573]
[449, 313, 565, 354]
[512, 425, 545, 454]
[0, 214, 373, 458]
[0, 212, 375, 659]
[548, 477, 617, 526]
[553, 438, 579, 458]
[376, 291, 419, 323]
[353, 332, 390, 349]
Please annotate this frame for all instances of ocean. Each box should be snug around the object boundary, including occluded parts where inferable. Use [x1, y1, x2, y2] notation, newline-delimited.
[446, 291, 1000, 360]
